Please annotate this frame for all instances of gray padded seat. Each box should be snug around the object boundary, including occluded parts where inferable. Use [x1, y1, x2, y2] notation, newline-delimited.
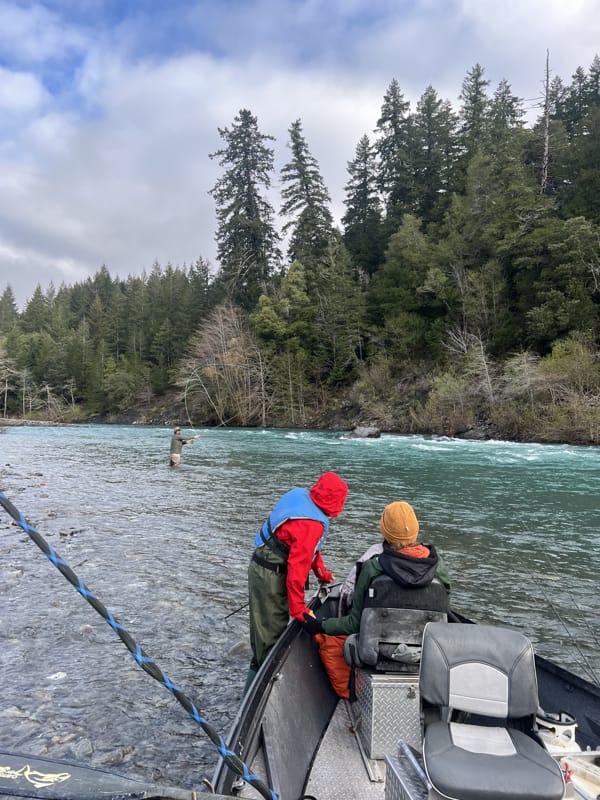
[420, 622, 565, 800]
[344, 575, 448, 672]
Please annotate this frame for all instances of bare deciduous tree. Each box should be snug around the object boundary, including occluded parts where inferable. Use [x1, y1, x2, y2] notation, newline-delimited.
[180, 305, 271, 426]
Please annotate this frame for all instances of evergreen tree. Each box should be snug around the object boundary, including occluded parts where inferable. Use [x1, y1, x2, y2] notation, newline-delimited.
[188, 257, 211, 328]
[412, 86, 459, 223]
[311, 236, 365, 384]
[124, 276, 148, 364]
[342, 134, 384, 278]
[587, 55, 600, 109]
[251, 261, 314, 425]
[280, 119, 334, 266]
[209, 108, 280, 310]
[489, 79, 525, 132]
[20, 285, 52, 333]
[560, 106, 600, 222]
[374, 79, 414, 226]
[0, 286, 19, 334]
[563, 66, 590, 139]
[548, 75, 568, 119]
[458, 64, 491, 171]
[367, 214, 445, 362]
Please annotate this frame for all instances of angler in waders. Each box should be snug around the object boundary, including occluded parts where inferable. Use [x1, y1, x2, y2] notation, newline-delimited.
[169, 426, 199, 467]
[245, 471, 348, 692]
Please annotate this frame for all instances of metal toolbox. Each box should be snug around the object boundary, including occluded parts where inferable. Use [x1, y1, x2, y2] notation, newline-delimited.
[385, 752, 429, 800]
[354, 669, 421, 758]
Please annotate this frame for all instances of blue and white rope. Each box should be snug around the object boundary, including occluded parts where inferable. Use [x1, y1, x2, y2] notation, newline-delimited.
[0, 490, 277, 800]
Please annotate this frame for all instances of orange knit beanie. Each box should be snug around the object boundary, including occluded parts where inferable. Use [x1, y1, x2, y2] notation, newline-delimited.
[379, 501, 419, 548]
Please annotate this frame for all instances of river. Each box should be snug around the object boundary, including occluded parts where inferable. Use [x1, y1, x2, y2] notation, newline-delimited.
[0, 424, 599, 791]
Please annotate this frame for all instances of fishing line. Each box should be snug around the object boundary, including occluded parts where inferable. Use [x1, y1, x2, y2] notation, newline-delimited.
[0, 490, 278, 800]
[535, 548, 600, 685]
[183, 368, 205, 438]
[184, 367, 226, 433]
[181, 368, 223, 463]
[514, 523, 599, 685]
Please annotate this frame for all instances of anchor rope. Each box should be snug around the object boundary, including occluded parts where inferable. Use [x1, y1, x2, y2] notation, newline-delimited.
[0, 490, 277, 800]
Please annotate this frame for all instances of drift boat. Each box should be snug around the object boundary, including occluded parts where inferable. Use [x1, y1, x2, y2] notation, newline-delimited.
[212, 582, 600, 800]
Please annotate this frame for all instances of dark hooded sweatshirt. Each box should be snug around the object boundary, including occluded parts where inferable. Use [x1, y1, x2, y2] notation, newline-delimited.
[322, 541, 451, 637]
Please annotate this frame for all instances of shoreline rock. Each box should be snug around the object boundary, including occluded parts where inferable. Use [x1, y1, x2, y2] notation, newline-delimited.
[346, 425, 381, 439]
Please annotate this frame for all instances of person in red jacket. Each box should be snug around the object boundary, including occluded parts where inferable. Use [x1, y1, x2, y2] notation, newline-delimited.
[245, 471, 348, 692]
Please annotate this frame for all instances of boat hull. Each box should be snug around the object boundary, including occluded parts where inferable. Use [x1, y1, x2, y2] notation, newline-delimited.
[213, 589, 600, 800]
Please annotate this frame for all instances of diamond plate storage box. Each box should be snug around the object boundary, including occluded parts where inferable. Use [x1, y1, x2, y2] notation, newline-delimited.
[385, 753, 429, 800]
[354, 669, 421, 758]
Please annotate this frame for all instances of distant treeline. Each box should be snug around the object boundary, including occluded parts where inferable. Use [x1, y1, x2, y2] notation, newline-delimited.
[1, 60, 599, 443]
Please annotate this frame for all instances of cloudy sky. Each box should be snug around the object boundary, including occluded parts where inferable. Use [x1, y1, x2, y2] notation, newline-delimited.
[1, 0, 598, 309]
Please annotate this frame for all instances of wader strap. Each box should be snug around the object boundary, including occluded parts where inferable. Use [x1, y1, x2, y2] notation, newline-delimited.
[252, 552, 287, 575]
[260, 518, 291, 559]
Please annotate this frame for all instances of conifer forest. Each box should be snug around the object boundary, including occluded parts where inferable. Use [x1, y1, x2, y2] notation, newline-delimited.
[1, 61, 600, 444]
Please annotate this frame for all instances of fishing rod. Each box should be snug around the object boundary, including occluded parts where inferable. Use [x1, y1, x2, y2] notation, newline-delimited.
[224, 601, 249, 620]
[0, 490, 277, 800]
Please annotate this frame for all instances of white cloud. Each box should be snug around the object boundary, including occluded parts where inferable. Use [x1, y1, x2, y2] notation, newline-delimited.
[0, 66, 49, 115]
[0, 0, 86, 64]
[1, 50, 384, 308]
[0, 0, 598, 309]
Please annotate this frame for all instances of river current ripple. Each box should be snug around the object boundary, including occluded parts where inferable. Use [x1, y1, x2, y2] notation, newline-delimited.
[0, 424, 599, 791]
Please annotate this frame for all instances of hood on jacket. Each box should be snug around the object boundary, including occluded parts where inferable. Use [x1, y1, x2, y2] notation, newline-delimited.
[378, 541, 439, 588]
[309, 472, 348, 518]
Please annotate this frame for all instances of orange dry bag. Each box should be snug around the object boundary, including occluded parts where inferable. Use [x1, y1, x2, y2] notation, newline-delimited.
[314, 633, 351, 699]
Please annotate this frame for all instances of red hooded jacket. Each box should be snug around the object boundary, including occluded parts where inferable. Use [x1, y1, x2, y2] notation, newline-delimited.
[274, 472, 348, 620]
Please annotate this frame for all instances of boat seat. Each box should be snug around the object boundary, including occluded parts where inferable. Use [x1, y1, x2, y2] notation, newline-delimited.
[420, 622, 566, 800]
[343, 574, 448, 673]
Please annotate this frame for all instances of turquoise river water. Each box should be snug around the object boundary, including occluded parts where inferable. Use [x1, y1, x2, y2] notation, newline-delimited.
[0, 424, 599, 790]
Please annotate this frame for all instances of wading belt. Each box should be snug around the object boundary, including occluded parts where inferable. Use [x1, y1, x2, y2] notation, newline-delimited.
[252, 552, 287, 575]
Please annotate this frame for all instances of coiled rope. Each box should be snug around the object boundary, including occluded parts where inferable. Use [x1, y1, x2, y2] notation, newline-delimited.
[0, 490, 277, 800]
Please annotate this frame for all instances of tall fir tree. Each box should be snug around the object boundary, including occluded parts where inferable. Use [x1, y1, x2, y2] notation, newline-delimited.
[0, 286, 19, 334]
[342, 134, 383, 278]
[412, 85, 459, 223]
[374, 79, 414, 229]
[279, 119, 334, 267]
[562, 66, 590, 139]
[587, 55, 600, 109]
[489, 79, 525, 133]
[311, 235, 365, 384]
[20, 285, 52, 333]
[210, 108, 280, 310]
[458, 63, 491, 178]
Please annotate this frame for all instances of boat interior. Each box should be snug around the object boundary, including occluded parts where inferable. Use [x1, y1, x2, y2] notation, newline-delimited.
[213, 582, 600, 800]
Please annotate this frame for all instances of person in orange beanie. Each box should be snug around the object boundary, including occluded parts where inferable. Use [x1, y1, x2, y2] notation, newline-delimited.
[302, 500, 450, 637]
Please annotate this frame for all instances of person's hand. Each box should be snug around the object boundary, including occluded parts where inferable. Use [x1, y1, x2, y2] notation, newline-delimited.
[302, 612, 324, 636]
[320, 570, 335, 584]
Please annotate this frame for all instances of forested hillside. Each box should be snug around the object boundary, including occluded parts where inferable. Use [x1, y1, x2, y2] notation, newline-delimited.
[1, 60, 599, 443]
